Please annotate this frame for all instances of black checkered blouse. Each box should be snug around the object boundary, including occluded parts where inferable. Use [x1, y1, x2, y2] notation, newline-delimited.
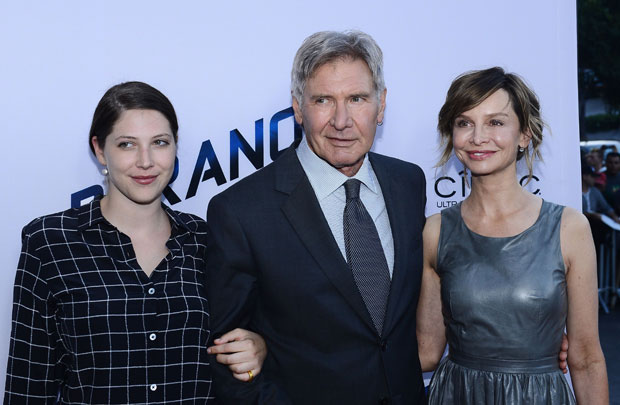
[4, 197, 213, 404]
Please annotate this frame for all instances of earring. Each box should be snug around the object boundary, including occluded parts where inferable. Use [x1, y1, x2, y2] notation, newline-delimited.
[377, 121, 383, 127]
[101, 167, 109, 176]
[518, 146, 525, 153]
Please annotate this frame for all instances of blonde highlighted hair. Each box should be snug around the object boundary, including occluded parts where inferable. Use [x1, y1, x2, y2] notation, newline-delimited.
[437, 67, 546, 180]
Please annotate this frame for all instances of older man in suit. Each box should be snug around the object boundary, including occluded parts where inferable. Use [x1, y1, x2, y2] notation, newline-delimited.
[207, 30, 426, 404]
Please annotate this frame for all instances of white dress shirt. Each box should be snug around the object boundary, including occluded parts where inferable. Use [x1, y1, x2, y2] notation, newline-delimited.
[296, 137, 395, 277]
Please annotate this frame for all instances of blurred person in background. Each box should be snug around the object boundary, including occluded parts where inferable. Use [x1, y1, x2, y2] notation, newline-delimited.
[582, 162, 620, 249]
[585, 148, 606, 190]
[603, 152, 620, 213]
[582, 163, 620, 222]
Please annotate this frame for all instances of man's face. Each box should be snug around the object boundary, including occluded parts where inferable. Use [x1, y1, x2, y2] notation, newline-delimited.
[582, 173, 596, 188]
[292, 58, 386, 177]
[588, 151, 602, 167]
[607, 156, 620, 175]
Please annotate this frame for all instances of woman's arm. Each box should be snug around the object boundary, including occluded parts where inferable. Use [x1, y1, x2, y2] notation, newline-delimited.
[5, 228, 63, 403]
[207, 328, 267, 382]
[561, 207, 609, 404]
[416, 214, 447, 372]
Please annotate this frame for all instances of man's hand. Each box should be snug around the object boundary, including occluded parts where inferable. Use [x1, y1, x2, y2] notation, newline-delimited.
[208, 328, 267, 382]
[559, 333, 568, 374]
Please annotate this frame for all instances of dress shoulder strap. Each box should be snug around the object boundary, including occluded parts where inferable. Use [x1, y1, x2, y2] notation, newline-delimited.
[437, 202, 464, 270]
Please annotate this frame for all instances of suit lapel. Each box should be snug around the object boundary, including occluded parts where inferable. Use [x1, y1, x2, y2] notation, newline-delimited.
[276, 148, 376, 333]
[370, 154, 410, 337]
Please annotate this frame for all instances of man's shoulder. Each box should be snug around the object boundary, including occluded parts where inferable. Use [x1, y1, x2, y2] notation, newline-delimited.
[591, 186, 605, 198]
[215, 158, 277, 196]
[369, 152, 425, 179]
[210, 147, 299, 205]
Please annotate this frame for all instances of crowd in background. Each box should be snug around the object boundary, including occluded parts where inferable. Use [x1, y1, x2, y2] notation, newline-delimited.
[582, 147, 620, 220]
[582, 145, 620, 308]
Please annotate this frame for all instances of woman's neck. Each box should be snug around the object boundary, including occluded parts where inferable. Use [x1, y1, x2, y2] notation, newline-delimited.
[99, 193, 168, 236]
[465, 170, 535, 217]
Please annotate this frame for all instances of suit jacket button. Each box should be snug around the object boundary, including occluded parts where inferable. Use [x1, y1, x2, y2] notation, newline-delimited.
[380, 339, 387, 351]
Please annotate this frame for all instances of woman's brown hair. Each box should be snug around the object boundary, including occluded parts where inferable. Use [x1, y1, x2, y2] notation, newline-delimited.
[437, 67, 546, 180]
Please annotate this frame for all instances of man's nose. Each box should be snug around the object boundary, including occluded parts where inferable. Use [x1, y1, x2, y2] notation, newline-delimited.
[331, 101, 353, 130]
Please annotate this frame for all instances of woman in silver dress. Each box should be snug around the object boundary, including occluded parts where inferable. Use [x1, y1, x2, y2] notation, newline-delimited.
[417, 67, 608, 404]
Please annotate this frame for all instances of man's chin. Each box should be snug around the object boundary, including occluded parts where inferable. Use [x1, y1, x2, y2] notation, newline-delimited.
[330, 158, 365, 176]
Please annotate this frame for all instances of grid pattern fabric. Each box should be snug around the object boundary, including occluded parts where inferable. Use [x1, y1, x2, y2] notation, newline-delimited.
[4, 197, 213, 404]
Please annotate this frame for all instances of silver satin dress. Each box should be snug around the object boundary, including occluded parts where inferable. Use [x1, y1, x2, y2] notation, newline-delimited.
[427, 201, 576, 404]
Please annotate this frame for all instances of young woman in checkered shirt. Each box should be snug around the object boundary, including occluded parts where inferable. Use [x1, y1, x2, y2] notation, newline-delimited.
[5, 81, 266, 404]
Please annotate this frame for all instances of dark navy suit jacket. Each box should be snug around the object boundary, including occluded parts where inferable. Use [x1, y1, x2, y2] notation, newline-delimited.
[207, 145, 427, 405]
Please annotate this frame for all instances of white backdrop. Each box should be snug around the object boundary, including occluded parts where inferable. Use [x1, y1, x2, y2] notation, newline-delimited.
[0, 0, 579, 384]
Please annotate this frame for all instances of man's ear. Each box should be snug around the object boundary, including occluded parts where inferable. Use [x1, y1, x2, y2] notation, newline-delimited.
[377, 88, 387, 124]
[292, 95, 303, 126]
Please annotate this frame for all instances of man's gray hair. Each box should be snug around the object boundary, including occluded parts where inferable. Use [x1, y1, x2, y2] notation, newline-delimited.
[291, 30, 385, 103]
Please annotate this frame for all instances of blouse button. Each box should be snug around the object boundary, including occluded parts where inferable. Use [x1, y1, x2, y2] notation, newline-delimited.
[150, 384, 157, 391]
[148, 288, 155, 295]
[149, 333, 157, 341]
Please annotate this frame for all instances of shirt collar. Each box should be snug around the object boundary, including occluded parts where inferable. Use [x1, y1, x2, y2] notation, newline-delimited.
[296, 135, 378, 201]
[77, 194, 195, 234]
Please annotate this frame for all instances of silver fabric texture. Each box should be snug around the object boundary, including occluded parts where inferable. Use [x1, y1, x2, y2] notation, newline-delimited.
[343, 179, 391, 335]
[428, 200, 576, 404]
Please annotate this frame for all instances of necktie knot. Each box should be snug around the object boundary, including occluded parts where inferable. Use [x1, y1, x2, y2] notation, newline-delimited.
[344, 179, 361, 201]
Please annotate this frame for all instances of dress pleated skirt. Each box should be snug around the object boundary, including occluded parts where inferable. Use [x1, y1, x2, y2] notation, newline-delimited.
[427, 356, 576, 405]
